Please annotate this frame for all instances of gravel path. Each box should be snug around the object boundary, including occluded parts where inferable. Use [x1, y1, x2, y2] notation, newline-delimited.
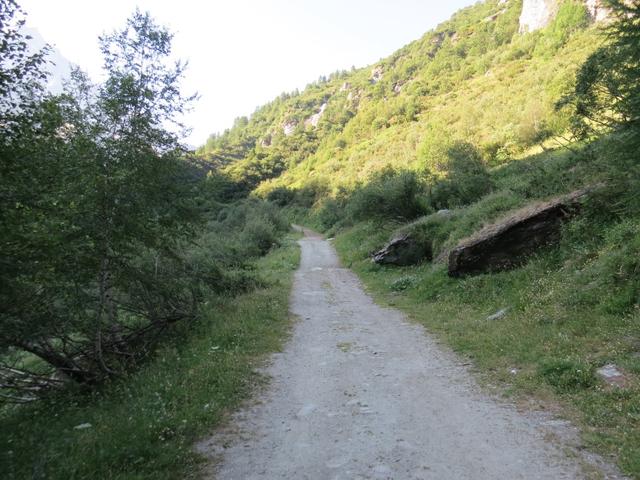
[198, 230, 619, 479]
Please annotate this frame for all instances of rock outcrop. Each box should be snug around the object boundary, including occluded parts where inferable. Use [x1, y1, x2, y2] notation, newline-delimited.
[282, 120, 297, 136]
[372, 233, 432, 266]
[519, 0, 559, 32]
[260, 134, 272, 147]
[519, 0, 610, 33]
[585, 0, 610, 22]
[370, 66, 383, 84]
[448, 189, 590, 277]
[304, 103, 327, 128]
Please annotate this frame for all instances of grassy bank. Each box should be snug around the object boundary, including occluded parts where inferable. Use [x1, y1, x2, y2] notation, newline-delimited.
[0, 235, 300, 480]
[334, 221, 640, 477]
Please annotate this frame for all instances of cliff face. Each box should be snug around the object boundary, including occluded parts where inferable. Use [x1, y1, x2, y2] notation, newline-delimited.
[585, 0, 611, 22]
[519, 0, 610, 32]
[519, 0, 559, 33]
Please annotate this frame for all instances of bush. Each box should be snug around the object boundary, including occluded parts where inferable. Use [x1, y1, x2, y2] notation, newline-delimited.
[200, 199, 290, 271]
[293, 180, 330, 208]
[534, 0, 590, 56]
[241, 219, 280, 256]
[421, 139, 492, 209]
[266, 186, 296, 206]
[347, 168, 429, 222]
[315, 197, 345, 230]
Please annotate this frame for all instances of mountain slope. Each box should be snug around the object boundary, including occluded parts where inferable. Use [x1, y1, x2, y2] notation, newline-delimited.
[197, 0, 601, 197]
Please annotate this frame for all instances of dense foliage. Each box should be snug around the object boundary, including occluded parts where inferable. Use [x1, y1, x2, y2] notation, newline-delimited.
[559, 0, 640, 142]
[0, 0, 49, 126]
[0, 6, 287, 401]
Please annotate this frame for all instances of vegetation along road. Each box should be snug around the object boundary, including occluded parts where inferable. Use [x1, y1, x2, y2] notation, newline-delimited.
[198, 228, 623, 479]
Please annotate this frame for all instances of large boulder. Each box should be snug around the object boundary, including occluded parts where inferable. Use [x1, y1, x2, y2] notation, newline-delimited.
[372, 233, 432, 266]
[448, 189, 589, 277]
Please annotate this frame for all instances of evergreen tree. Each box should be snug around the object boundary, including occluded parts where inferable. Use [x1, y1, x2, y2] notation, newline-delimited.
[559, 0, 640, 141]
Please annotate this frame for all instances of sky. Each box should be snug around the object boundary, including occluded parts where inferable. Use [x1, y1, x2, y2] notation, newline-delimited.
[20, 0, 476, 147]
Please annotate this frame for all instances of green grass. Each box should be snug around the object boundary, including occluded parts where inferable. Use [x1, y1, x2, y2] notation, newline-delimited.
[334, 220, 640, 477]
[0, 236, 300, 480]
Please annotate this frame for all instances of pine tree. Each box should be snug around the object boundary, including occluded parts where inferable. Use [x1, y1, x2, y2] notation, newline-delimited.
[559, 0, 640, 141]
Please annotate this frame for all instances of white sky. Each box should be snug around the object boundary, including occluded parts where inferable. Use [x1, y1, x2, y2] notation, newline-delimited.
[20, 0, 476, 147]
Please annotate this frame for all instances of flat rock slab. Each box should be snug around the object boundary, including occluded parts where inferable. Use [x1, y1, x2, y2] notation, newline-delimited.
[448, 189, 589, 277]
[198, 231, 622, 479]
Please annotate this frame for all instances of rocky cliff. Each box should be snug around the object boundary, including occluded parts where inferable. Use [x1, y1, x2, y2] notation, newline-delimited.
[519, 0, 558, 33]
[519, 0, 610, 32]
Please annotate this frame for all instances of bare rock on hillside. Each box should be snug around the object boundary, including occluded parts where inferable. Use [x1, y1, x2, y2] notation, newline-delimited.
[260, 134, 272, 147]
[372, 233, 432, 266]
[448, 189, 590, 277]
[484, 8, 508, 22]
[585, 0, 611, 22]
[596, 364, 629, 388]
[304, 103, 327, 128]
[519, 0, 611, 33]
[370, 66, 383, 84]
[282, 120, 297, 136]
[519, 0, 559, 33]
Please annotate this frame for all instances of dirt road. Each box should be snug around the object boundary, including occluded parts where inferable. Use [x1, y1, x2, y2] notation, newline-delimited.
[199, 230, 618, 479]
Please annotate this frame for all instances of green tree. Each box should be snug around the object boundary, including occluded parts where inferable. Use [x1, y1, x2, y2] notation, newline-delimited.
[0, 0, 50, 126]
[0, 8, 205, 395]
[558, 0, 640, 142]
[422, 139, 492, 209]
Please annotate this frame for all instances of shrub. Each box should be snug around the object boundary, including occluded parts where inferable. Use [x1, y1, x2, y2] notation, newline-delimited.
[315, 197, 345, 230]
[428, 141, 493, 209]
[534, 0, 590, 56]
[347, 168, 429, 222]
[207, 199, 290, 262]
[241, 218, 280, 256]
[294, 180, 330, 208]
[267, 186, 296, 206]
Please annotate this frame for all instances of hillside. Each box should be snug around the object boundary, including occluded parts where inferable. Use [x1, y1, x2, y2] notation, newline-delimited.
[197, 0, 603, 197]
[197, 0, 640, 477]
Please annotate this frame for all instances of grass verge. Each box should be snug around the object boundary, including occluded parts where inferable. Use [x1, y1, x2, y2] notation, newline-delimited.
[0, 235, 300, 480]
[334, 221, 640, 478]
